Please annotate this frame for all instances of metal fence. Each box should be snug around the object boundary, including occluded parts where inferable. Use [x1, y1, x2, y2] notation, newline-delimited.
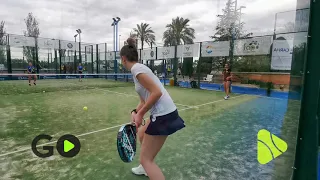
[0, 33, 307, 90]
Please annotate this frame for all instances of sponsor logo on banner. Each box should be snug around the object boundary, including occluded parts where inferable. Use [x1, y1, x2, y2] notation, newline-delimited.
[243, 41, 260, 52]
[150, 50, 155, 58]
[18, 76, 29, 80]
[205, 45, 213, 54]
[201, 41, 230, 57]
[66, 76, 77, 79]
[234, 36, 272, 55]
[162, 49, 170, 56]
[273, 47, 293, 54]
[42, 76, 56, 79]
[184, 45, 192, 57]
[67, 43, 73, 49]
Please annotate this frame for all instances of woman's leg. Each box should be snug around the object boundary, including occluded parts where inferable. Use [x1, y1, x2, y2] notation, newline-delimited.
[137, 119, 150, 144]
[33, 75, 37, 84]
[223, 82, 227, 94]
[131, 119, 150, 176]
[28, 75, 31, 85]
[140, 134, 167, 180]
[226, 81, 231, 96]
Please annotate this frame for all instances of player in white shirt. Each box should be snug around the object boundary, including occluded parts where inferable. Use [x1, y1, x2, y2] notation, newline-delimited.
[120, 38, 185, 180]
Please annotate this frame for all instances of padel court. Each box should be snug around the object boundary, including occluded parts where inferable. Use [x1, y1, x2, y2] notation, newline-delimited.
[0, 78, 299, 180]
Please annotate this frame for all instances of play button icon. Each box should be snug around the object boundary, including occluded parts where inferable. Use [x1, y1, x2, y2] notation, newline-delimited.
[64, 140, 75, 152]
[56, 134, 81, 158]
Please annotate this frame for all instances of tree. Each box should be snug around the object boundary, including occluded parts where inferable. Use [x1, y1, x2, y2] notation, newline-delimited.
[210, 0, 252, 41]
[209, 0, 253, 73]
[132, 23, 155, 49]
[0, 21, 6, 65]
[23, 13, 40, 63]
[162, 17, 195, 46]
[163, 17, 196, 79]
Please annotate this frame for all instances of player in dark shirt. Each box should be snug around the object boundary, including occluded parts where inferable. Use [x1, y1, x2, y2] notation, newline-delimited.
[223, 63, 232, 100]
[27, 62, 37, 86]
[77, 63, 83, 82]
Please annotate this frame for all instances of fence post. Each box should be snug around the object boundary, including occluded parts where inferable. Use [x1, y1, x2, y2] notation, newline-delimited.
[292, 1, 320, 179]
[6, 45, 12, 74]
[59, 40, 62, 74]
[35, 38, 39, 75]
[105, 43, 107, 74]
[91, 45, 94, 73]
[197, 42, 202, 89]
[54, 50, 58, 74]
[96, 44, 99, 74]
[173, 45, 178, 86]
[114, 51, 117, 81]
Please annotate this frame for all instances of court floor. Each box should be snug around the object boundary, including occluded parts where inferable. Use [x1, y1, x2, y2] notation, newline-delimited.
[0, 79, 300, 179]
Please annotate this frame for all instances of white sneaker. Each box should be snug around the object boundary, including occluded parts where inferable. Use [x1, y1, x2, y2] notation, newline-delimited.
[224, 96, 230, 100]
[131, 164, 148, 176]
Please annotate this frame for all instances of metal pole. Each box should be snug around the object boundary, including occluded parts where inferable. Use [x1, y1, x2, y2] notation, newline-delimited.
[79, 34, 82, 63]
[74, 37, 77, 74]
[113, 25, 115, 51]
[116, 22, 119, 51]
[119, 35, 121, 50]
[273, 13, 278, 40]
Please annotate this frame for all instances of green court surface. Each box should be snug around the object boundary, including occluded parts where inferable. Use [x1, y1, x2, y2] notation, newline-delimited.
[0, 79, 299, 180]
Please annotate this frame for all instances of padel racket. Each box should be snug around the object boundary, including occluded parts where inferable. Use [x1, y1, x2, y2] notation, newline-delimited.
[117, 118, 145, 162]
[117, 124, 137, 163]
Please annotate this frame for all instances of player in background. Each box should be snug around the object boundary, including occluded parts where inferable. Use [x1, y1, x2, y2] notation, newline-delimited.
[27, 62, 37, 86]
[223, 63, 232, 100]
[78, 63, 83, 82]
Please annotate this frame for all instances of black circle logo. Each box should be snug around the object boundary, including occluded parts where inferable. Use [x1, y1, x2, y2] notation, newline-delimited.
[56, 134, 81, 158]
[150, 51, 154, 57]
[67, 43, 73, 49]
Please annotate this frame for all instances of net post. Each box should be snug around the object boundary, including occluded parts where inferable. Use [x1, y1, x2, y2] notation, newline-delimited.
[197, 42, 202, 89]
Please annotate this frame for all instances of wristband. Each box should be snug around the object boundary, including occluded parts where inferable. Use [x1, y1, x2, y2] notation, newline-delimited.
[131, 109, 137, 114]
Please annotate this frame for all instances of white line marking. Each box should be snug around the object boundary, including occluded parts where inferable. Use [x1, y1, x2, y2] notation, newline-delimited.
[0, 95, 249, 157]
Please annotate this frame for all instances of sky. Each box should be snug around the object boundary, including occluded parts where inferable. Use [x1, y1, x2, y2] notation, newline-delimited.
[0, 0, 306, 51]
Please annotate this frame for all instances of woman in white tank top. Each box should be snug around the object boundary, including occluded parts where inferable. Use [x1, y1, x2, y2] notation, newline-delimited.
[120, 38, 185, 180]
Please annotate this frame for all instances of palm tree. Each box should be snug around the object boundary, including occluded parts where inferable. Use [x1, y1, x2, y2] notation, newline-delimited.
[162, 17, 195, 46]
[132, 23, 156, 49]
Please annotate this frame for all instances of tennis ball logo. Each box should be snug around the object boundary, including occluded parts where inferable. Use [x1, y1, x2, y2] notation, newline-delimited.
[257, 129, 288, 165]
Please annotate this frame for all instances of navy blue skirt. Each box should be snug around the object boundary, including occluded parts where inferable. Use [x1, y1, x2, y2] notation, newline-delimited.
[145, 110, 185, 136]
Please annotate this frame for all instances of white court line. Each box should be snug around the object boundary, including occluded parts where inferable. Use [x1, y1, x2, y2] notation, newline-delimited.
[0, 94, 247, 158]
[104, 89, 192, 107]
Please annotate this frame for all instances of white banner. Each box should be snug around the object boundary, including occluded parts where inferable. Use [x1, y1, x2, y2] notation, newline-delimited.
[61, 41, 76, 50]
[38, 39, 59, 49]
[201, 41, 230, 57]
[9, 35, 35, 47]
[107, 52, 115, 60]
[271, 40, 293, 70]
[142, 48, 156, 60]
[234, 36, 272, 56]
[157, 46, 175, 59]
[177, 44, 200, 57]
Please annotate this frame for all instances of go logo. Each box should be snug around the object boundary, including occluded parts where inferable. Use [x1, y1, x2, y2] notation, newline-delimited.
[31, 134, 81, 158]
